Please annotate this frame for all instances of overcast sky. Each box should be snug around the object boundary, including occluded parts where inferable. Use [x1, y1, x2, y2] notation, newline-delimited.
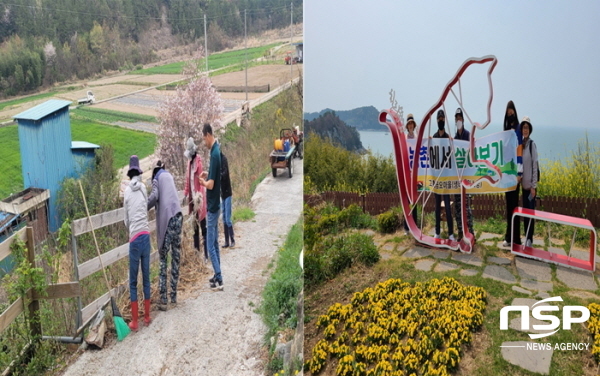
[304, 1, 600, 129]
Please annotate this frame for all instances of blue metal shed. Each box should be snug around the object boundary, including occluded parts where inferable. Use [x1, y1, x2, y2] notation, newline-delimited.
[71, 141, 100, 173]
[13, 99, 75, 232]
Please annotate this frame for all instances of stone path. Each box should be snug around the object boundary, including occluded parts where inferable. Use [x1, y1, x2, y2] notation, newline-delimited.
[375, 230, 600, 375]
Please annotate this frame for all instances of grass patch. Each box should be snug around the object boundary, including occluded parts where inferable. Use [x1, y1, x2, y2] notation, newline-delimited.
[135, 43, 282, 75]
[233, 206, 255, 222]
[71, 107, 158, 124]
[70, 119, 156, 169]
[260, 216, 303, 339]
[0, 125, 24, 198]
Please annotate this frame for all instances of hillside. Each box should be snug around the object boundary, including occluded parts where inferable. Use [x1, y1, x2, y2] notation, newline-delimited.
[304, 111, 365, 153]
[304, 105, 387, 131]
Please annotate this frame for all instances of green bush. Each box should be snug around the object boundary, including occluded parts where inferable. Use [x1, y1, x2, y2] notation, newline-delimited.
[305, 233, 380, 287]
[378, 208, 401, 234]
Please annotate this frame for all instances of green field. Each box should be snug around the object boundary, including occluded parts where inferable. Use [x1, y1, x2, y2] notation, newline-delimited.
[0, 121, 156, 198]
[134, 43, 283, 75]
[0, 92, 67, 112]
[71, 107, 158, 124]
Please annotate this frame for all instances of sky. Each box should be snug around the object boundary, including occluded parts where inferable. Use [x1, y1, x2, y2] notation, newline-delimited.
[304, 1, 600, 130]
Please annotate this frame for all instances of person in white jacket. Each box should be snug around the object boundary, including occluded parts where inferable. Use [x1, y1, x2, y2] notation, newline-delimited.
[124, 155, 152, 331]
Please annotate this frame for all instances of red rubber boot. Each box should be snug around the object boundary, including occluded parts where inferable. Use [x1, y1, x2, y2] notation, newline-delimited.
[128, 301, 139, 331]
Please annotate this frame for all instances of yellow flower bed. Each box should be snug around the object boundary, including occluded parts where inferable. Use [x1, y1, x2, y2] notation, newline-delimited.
[306, 277, 487, 375]
[587, 303, 600, 362]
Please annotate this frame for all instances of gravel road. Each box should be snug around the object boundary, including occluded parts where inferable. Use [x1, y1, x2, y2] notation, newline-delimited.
[61, 158, 303, 376]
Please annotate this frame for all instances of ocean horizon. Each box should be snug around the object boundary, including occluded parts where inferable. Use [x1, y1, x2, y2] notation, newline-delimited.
[359, 125, 600, 163]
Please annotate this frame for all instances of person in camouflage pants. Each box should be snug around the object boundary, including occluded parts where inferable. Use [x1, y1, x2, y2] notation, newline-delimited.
[159, 213, 183, 306]
[148, 160, 183, 310]
[454, 193, 474, 240]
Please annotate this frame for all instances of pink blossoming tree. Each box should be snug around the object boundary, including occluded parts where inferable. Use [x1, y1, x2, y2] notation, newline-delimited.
[157, 49, 224, 188]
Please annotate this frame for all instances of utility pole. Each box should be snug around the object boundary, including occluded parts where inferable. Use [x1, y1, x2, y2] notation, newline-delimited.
[204, 14, 208, 73]
[290, 2, 293, 82]
[245, 9, 248, 101]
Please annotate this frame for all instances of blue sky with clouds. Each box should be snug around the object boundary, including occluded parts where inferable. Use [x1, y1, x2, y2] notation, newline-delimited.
[304, 1, 600, 129]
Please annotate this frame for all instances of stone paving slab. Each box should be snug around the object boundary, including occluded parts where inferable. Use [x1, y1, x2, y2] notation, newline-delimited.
[556, 266, 597, 291]
[380, 243, 395, 252]
[363, 230, 376, 237]
[483, 241, 496, 247]
[568, 290, 600, 301]
[460, 269, 478, 277]
[482, 265, 517, 284]
[434, 261, 459, 272]
[403, 246, 432, 259]
[380, 252, 393, 260]
[570, 249, 591, 261]
[501, 342, 553, 375]
[452, 253, 483, 267]
[510, 317, 555, 334]
[432, 250, 450, 259]
[512, 298, 549, 308]
[548, 246, 567, 256]
[479, 232, 499, 241]
[532, 238, 544, 246]
[551, 238, 565, 245]
[536, 292, 551, 299]
[515, 257, 552, 281]
[512, 286, 532, 295]
[488, 256, 511, 266]
[520, 279, 553, 292]
[415, 259, 435, 271]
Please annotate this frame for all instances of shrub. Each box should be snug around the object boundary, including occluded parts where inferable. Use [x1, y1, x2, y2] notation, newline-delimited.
[378, 209, 401, 234]
[305, 233, 380, 287]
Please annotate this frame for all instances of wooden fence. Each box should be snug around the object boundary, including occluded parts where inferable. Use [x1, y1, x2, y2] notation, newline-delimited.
[0, 227, 80, 372]
[304, 191, 600, 228]
[71, 207, 160, 336]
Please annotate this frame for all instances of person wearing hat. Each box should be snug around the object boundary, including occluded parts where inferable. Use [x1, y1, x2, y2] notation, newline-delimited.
[433, 109, 455, 241]
[148, 159, 183, 310]
[520, 116, 538, 247]
[453, 108, 474, 241]
[403, 114, 419, 234]
[502, 100, 523, 247]
[199, 123, 224, 291]
[124, 155, 152, 330]
[184, 137, 208, 260]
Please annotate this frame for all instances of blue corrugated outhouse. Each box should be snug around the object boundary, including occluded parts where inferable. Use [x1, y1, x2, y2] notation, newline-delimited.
[72, 141, 100, 173]
[13, 99, 75, 232]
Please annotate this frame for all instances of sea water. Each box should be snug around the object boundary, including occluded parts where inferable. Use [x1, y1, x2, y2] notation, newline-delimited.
[359, 125, 600, 162]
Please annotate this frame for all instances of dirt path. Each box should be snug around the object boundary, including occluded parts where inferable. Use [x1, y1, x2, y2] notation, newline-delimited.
[61, 159, 303, 376]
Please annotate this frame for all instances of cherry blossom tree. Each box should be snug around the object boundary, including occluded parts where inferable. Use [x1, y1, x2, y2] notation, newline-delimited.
[156, 48, 224, 188]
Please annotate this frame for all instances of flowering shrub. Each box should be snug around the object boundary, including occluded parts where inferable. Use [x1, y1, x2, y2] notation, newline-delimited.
[587, 303, 600, 362]
[306, 277, 486, 375]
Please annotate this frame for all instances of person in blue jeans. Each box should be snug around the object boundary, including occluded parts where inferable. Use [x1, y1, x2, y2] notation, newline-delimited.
[199, 123, 224, 291]
[220, 151, 235, 248]
[124, 155, 152, 330]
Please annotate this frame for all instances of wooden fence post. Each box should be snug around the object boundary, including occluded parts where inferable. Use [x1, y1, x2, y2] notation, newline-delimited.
[25, 227, 41, 338]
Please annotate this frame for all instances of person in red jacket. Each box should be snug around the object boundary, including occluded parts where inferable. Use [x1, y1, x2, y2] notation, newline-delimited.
[184, 137, 208, 260]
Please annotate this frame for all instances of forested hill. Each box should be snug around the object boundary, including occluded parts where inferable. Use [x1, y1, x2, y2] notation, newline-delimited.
[304, 111, 365, 153]
[0, 0, 302, 98]
[304, 106, 387, 131]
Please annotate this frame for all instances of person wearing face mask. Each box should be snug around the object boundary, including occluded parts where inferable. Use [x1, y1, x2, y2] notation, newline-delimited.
[184, 137, 208, 261]
[403, 114, 419, 234]
[453, 108, 474, 241]
[433, 109, 455, 241]
[520, 117, 538, 247]
[502, 100, 523, 247]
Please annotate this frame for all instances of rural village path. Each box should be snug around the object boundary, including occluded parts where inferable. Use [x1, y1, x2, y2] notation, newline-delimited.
[61, 159, 303, 376]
